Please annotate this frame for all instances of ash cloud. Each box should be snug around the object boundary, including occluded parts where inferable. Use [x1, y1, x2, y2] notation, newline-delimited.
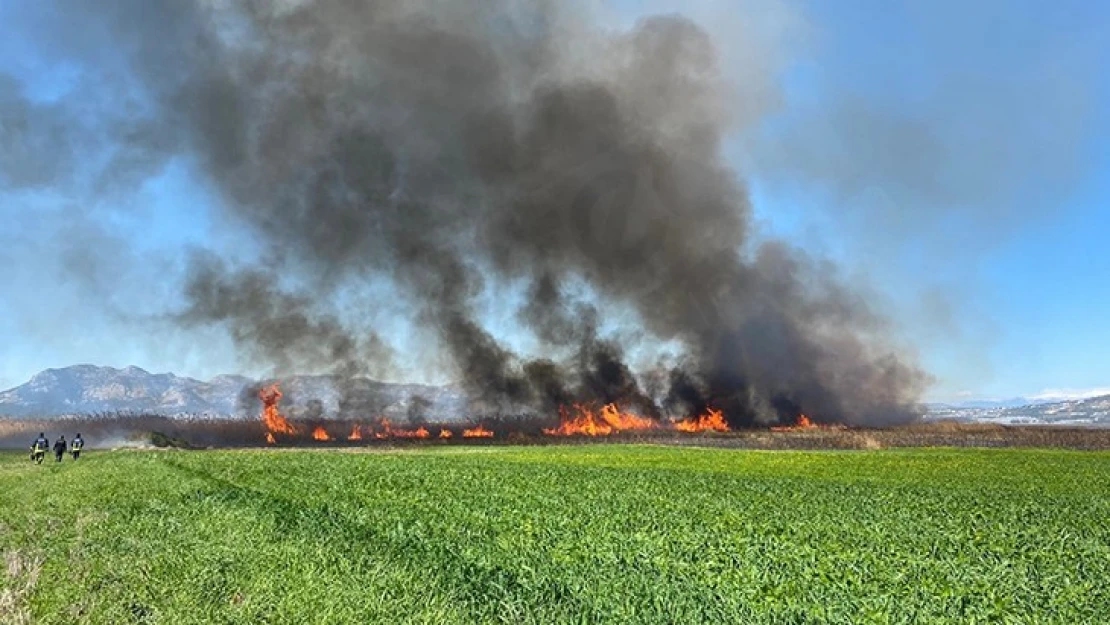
[1, 0, 929, 425]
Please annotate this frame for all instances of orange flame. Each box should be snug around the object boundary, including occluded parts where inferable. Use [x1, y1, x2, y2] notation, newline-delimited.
[599, 403, 658, 431]
[312, 426, 331, 441]
[770, 413, 841, 431]
[259, 384, 299, 442]
[347, 425, 363, 441]
[439, 429, 453, 439]
[543, 403, 660, 436]
[675, 407, 729, 433]
[544, 404, 610, 437]
[462, 424, 494, 438]
[542, 403, 729, 436]
[394, 426, 431, 439]
[373, 418, 392, 439]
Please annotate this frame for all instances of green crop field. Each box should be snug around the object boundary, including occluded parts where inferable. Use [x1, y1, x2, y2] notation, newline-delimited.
[2, 445, 1108, 624]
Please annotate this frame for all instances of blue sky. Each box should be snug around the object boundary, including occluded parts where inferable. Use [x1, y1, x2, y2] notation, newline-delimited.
[749, 0, 1110, 401]
[1, 0, 1108, 401]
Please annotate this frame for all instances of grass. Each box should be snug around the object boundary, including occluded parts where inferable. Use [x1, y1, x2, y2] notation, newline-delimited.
[1, 445, 1108, 624]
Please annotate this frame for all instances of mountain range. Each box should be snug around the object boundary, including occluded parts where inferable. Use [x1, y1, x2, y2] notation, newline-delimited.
[0, 365, 468, 421]
[2, 365, 1108, 426]
[923, 396, 1110, 426]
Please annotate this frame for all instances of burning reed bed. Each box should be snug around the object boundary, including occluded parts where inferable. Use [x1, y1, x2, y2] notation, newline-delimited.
[1, 445, 1108, 623]
[6, 412, 1110, 452]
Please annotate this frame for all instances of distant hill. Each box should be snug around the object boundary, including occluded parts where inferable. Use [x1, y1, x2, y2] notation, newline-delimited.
[924, 397, 1056, 410]
[925, 395, 1110, 427]
[0, 365, 468, 421]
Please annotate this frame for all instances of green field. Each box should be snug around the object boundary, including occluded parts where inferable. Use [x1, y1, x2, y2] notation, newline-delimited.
[2, 445, 1108, 624]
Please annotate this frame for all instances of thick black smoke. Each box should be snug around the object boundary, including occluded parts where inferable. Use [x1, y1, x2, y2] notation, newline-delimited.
[2, 1, 928, 425]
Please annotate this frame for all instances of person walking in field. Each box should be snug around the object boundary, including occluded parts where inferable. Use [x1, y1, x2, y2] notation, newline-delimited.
[30, 432, 48, 464]
[53, 435, 67, 463]
[71, 433, 84, 460]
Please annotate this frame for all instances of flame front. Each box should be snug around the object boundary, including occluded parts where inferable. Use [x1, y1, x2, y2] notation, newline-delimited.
[543, 403, 661, 436]
[543, 403, 729, 436]
[392, 426, 431, 439]
[462, 424, 494, 438]
[374, 418, 392, 440]
[259, 383, 299, 443]
[257, 384, 748, 444]
[771, 413, 841, 431]
[675, 408, 729, 433]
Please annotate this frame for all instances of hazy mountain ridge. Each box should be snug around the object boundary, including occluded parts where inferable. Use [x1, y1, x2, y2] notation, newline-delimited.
[925, 397, 1057, 410]
[3, 365, 1108, 426]
[0, 365, 467, 421]
[925, 395, 1110, 426]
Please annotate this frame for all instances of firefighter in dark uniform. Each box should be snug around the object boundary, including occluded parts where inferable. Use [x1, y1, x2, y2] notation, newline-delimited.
[30, 433, 48, 464]
[71, 433, 85, 460]
[53, 435, 67, 463]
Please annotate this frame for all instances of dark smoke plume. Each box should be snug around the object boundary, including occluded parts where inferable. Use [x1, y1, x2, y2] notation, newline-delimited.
[1, 1, 929, 425]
